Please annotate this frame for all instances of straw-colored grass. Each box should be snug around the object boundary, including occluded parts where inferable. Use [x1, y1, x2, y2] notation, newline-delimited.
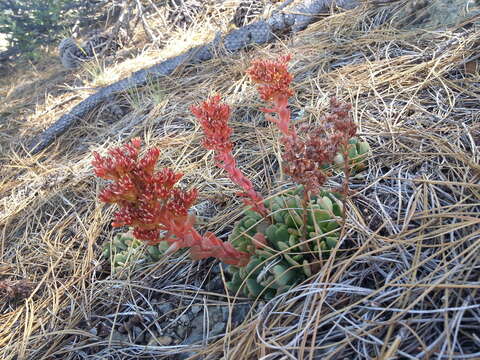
[1, 1, 479, 359]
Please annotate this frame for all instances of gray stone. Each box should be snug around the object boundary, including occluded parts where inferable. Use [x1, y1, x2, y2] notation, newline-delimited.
[109, 330, 130, 343]
[206, 276, 224, 291]
[156, 302, 174, 315]
[178, 314, 191, 325]
[191, 305, 202, 315]
[175, 324, 189, 338]
[231, 303, 251, 325]
[210, 322, 225, 336]
[148, 335, 173, 346]
[132, 326, 144, 343]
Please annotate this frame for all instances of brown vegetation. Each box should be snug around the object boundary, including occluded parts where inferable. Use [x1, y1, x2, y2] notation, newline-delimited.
[1, 1, 479, 359]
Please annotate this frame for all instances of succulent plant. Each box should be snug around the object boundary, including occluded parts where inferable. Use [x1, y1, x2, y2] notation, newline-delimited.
[102, 229, 171, 271]
[226, 252, 304, 300]
[226, 186, 344, 299]
[333, 138, 370, 172]
[226, 138, 370, 299]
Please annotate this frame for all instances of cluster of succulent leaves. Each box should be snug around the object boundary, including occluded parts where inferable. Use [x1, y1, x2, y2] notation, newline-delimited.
[226, 137, 370, 299]
[227, 186, 343, 299]
[102, 230, 171, 272]
[333, 138, 371, 172]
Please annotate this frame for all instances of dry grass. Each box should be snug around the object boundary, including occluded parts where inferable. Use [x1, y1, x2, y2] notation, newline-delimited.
[1, 1, 479, 359]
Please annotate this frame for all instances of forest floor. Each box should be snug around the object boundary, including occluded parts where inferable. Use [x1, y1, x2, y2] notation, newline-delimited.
[1, 1, 479, 359]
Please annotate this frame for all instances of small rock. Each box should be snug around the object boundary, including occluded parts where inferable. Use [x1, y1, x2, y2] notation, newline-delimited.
[88, 328, 97, 336]
[191, 305, 202, 315]
[156, 302, 174, 314]
[110, 331, 130, 343]
[221, 307, 229, 321]
[206, 276, 224, 291]
[157, 335, 173, 346]
[178, 314, 191, 325]
[210, 307, 224, 323]
[147, 335, 173, 346]
[211, 263, 221, 275]
[232, 304, 251, 325]
[132, 326, 144, 343]
[175, 324, 188, 338]
[210, 322, 225, 336]
[117, 324, 128, 334]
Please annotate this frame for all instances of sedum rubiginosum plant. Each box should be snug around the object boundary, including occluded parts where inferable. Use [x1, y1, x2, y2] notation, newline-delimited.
[92, 138, 250, 266]
[223, 55, 370, 298]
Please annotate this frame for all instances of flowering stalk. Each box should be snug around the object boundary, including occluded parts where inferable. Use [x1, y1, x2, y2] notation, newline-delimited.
[248, 55, 357, 243]
[247, 54, 296, 139]
[247, 55, 357, 195]
[92, 138, 250, 266]
[191, 95, 268, 217]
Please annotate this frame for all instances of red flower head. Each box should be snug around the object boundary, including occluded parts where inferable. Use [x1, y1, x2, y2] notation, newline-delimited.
[281, 98, 357, 194]
[92, 139, 197, 241]
[247, 54, 294, 104]
[190, 95, 233, 153]
[191, 95, 269, 217]
[92, 138, 142, 181]
[247, 55, 295, 138]
[93, 138, 250, 265]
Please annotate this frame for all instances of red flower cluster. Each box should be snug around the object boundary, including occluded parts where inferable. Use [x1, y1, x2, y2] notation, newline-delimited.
[190, 95, 233, 153]
[282, 98, 357, 193]
[247, 55, 295, 137]
[191, 96, 268, 217]
[248, 56, 357, 194]
[92, 138, 250, 266]
[247, 54, 294, 103]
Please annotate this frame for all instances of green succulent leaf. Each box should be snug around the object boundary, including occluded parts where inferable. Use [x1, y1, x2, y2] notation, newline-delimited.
[332, 203, 343, 217]
[292, 254, 303, 261]
[288, 234, 298, 247]
[244, 209, 262, 221]
[102, 243, 111, 259]
[313, 209, 331, 224]
[286, 196, 300, 209]
[284, 253, 301, 267]
[325, 237, 338, 249]
[334, 153, 344, 166]
[243, 218, 257, 229]
[246, 279, 264, 297]
[272, 264, 296, 286]
[357, 141, 370, 155]
[284, 213, 296, 227]
[113, 236, 128, 251]
[290, 210, 304, 227]
[147, 245, 161, 260]
[318, 196, 333, 212]
[113, 254, 128, 266]
[324, 221, 340, 233]
[348, 145, 358, 159]
[244, 258, 264, 277]
[275, 224, 290, 243]
[302, 260, 312, 277]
